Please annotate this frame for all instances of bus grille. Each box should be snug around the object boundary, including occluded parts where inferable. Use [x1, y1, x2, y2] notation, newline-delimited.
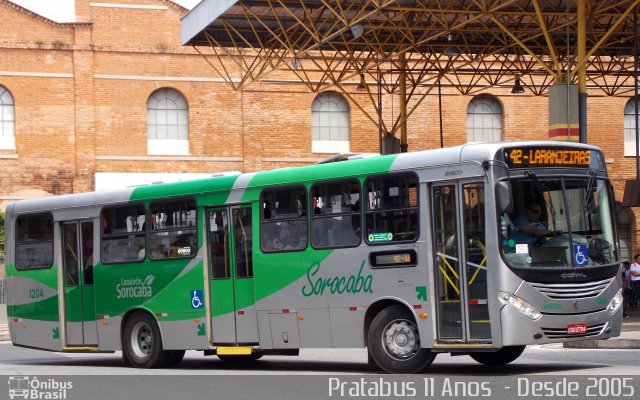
[530, 278, 613, 299]
[541, 323, 606, 339]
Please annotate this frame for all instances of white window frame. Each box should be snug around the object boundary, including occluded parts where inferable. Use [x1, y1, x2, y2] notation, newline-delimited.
[311, 92, 350, 153]
[624, 97, 639, 156]
[466, 94, 503, 143]
[0, 86, 15, 150]
[147, 88, 189, 155]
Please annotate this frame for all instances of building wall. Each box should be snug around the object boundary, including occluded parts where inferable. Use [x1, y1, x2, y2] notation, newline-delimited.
[0, 1, 78, 198]
[0, 0, 638, 255]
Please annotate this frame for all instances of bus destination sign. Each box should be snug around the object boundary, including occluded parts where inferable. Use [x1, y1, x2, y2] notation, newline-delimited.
[370, 250, 417, 268]
[504, 147, 591, 168]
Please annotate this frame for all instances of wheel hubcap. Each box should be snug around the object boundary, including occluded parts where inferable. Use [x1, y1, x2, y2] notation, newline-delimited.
[383, 320, 419, 360]
[131, 322, 153, 359]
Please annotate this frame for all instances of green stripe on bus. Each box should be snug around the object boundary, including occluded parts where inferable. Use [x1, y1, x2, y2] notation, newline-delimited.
[129, 175, 240, 202]
[243, 154, 398, 197]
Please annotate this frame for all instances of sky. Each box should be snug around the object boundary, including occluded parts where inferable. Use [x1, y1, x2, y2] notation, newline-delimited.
[9, 0, 200, 22]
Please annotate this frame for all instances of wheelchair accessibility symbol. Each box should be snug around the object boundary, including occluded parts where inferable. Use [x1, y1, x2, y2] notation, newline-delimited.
[573, 244, 588, 266]
[191, 290, 203, 309]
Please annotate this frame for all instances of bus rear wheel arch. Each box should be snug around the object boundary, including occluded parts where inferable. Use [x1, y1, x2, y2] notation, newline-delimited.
[367, 304, 436, 374]
[122, 311, 171, 368]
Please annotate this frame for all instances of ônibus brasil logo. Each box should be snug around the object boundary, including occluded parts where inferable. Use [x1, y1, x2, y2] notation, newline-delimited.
[116, 275, 155, 299]
[8, 376, 73, 400]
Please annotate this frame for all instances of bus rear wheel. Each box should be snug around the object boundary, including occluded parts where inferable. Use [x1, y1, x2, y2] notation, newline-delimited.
[469, 345, 526, 366]
[368, 305, 435, 374]
[123, 312, 171, 368]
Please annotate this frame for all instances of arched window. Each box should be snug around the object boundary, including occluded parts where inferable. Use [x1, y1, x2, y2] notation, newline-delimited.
[0, 86, 15, 150]
[147, 88, 189, 155]
[311, 92, 350, 153]
[624, 97, 639, 156]
[467, 95, 503, 143]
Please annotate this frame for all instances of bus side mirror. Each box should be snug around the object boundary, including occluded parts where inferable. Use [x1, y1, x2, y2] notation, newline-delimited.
[497, 181, 513, 213]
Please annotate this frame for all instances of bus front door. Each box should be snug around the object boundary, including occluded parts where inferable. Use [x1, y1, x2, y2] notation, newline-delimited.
[206, 205, 259, 345]
[431, 182, 491, 344]
[61, 220, 97, 347]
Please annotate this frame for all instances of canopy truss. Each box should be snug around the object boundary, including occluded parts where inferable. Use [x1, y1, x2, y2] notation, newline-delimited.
[182, 0, 640, 141]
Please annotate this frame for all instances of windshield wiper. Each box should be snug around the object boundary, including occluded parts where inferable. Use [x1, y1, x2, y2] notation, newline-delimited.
[525, 170, 543, 197]
[525, 170, 558, 231]
[582, 170, 597, 212]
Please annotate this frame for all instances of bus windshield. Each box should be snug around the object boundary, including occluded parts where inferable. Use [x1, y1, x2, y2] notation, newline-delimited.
[499, 175, 617, 269]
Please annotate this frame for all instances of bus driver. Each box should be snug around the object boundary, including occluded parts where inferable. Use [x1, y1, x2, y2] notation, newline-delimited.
[512, 201, 551, 247]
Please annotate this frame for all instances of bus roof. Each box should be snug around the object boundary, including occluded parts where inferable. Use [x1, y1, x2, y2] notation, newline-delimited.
[7, 141, 602, 216]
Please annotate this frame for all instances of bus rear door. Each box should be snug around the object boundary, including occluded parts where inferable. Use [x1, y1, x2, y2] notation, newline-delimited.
[61, 220, 97, 347]
[431, 182, 491, 344]
[206, 205, 259, 345]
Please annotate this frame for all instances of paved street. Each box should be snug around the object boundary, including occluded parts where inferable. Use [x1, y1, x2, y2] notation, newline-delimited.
[1, 342, 640, 400]
[2, 304, 640, 400]
[1, 341, 640, 375]
[2, 305, 640, 399]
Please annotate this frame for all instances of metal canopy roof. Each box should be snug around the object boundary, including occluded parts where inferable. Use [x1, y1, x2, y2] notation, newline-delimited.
[181, 1, 640, 144]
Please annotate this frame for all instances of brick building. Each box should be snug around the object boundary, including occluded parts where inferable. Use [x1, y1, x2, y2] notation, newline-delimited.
[0, 0, 638, 257]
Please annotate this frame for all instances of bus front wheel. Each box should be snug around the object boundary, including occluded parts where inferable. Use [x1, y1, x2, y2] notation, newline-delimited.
[368, 305, 435, 374]
[469, 345, 526, 366]
[123, 312, 171, 368]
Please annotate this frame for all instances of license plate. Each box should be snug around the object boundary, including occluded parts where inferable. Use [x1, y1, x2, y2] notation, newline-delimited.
[567, 323, 588, 335]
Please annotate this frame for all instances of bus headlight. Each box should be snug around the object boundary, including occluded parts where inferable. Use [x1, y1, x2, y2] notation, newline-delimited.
[498, 292, 541, 320]
[607, 290, 623, 314]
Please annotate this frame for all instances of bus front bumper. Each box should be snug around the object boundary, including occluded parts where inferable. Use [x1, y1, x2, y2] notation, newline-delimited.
[499, 304, 623, 346]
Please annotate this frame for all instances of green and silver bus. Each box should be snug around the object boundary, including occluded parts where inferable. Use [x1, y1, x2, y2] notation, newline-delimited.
[5, 141, 623, 373]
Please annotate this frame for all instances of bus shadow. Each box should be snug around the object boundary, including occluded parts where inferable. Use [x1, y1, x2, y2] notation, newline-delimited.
[177, 359, 607, 375]
[424, 363, 605, 376]
[11, 353, 610, 375]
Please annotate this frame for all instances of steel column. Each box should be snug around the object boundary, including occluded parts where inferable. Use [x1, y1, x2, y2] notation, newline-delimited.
[578, 0, 588, 143]
[399, 52, 408, 153]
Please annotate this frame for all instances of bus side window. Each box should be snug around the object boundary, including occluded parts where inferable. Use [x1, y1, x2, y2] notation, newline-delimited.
[15, 213, 54, 270]
[365, 174, 419, 244]
[310, 179, 361, 249]
[101, 204, 146, 263]
[260, 187, 307, 252]
[149, 198, 197, 260]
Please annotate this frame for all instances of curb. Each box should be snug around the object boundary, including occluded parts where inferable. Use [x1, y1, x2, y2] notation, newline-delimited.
[563, 338, 640, 349]
[0, 331, 8, 342]
[622, 322, 640, 331]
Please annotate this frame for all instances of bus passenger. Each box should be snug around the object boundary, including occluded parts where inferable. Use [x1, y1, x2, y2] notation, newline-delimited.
[267, 237, 284, 251]
[150, 241, 167, 259]
[137, 246, 146, 260]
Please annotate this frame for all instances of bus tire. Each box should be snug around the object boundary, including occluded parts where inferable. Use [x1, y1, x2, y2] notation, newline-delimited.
[367, 305, 435, 374]
[469, 345, 525, 366]
[123, 312, 171, 368]
[217, 353, 263, 362]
